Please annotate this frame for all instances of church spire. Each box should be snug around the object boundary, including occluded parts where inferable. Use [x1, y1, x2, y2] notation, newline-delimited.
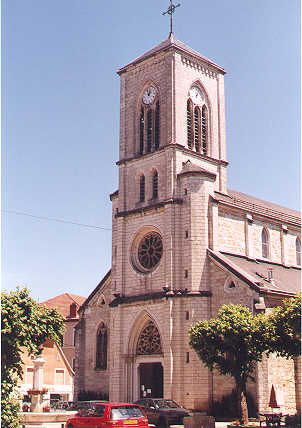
[162, 0, 181, 37]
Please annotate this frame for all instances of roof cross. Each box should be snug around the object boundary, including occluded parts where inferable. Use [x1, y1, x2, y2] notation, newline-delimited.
[162, 0, 181, 37]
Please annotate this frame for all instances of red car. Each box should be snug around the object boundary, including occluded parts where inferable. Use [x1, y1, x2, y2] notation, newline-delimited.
[65, 402, 149, 428]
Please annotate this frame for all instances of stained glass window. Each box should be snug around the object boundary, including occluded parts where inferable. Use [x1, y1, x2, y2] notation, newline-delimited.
[136, 321, 162, 355]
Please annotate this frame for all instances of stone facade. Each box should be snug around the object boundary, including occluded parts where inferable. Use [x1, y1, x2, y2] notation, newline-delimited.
[75, 35, 301, 415]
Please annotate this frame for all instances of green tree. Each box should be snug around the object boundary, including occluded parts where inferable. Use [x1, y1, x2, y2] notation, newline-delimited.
[189, 304, 266, 424]
[1, 287, 65, 428]
[266, 294, 301, 358]
[266, 294, 301, 415]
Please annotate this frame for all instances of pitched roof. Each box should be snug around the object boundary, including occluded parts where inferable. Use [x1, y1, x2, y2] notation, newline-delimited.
[178, 160, 216, 179]
[41, 293, 86, 317]
[79, 270, 111, 312]
[208, 249, 301, 296]
[213, 189, 300, 226]
[117, 34, 226, 75]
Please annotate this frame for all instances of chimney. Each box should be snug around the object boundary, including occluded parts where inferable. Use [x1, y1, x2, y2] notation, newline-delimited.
[268, 269, 274, 283]
[69, 303, 77, 318]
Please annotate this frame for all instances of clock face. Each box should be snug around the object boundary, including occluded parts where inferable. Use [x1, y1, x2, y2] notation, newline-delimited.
[189, 86, 204, 105]
[142, 86, 156, 105]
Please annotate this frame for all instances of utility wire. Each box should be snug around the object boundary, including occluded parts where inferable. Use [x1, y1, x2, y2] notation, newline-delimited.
[2, 209, 112, 230]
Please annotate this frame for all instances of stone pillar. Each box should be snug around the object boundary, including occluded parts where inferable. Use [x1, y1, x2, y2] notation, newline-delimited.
[30, 356, 45, 412]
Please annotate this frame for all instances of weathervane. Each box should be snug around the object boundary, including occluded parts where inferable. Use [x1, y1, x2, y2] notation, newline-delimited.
[162, 0, 181, 37]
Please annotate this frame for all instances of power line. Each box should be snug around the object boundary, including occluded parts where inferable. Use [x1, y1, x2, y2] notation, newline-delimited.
[2, 209, 112, 231]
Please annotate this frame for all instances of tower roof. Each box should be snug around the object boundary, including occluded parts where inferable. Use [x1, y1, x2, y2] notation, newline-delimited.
[117, 34, 226, 75]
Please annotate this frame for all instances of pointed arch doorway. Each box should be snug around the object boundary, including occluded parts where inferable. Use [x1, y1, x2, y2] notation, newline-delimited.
[130, 317, 164, 400]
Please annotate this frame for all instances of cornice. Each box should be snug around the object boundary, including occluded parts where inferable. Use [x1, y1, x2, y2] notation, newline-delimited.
[109, 290, 212, 307]
[117, 41, 226, 76]
[115, 198, 183, 219]
[211, 196, 301, 228]
[116, 143, 228, 167]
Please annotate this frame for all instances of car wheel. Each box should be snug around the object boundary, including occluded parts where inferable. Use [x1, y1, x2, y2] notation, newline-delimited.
[158, 417, 167, 428]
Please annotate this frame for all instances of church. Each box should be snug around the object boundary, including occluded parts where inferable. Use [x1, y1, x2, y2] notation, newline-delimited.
[74, 24, 301, 415]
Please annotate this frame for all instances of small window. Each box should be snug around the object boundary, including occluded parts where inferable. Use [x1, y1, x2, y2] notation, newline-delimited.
[187, 100, 193, 149]
[139, 108, 144, 154]
[152, 171, 158, 199]
[262, 228, 269, 259]
[186, 352, 190, 363]
[194, 107, 201, 153]
[184, 269, 188, 278]
[55, 369, 65, 384]
[96, 322, 107, 370]
[201, 105, 208, 155]
[224, 278, 236, 292]
[296, 237, 301, 265]
[185, 230, 189, 239]
[146, 110, 153, 153]
[185, 311, 189, 320]
[155, 101, 160, 150]
[139, 175, 145, 202]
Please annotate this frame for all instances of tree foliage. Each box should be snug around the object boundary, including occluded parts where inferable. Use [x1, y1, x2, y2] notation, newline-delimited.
[265, 294, 301, 358]
[189, 297, 301, 424]
[1, 287, 65, 428]
[189, 304, 267, 424]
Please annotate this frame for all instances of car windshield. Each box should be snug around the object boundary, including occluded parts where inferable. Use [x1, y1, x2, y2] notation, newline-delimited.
[111, 406, 144, 420]
[153, 400, 180, 409]
[88, 405, 106, 416]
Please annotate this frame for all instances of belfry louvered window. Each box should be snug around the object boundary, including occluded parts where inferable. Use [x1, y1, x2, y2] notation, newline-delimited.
[187, 100, 194, 149]
[152, 171, 158, 199]
[296, 238, 301, 265]
[194, 107, 201, 152]
[201, 105, 208, 155]
[139, 108, 144, 154]
[139, 175, 145, 202]
[154, 101, 160, 150]
[146, 110, 153, 153]
[262, 228, 269, 259]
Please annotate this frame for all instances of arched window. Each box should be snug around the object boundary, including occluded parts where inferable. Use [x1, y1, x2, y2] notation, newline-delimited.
[139, 86, 159, 155]
[136, 320, 162, 355]
[146, 110, 153, 153]
[154, 101, 160, 150]
[152, 170, 158, 199]
[139, 108, 144, 154]
[194, 106, 201, 153]
[296, 237, 301, 265]
[262, 228, 269, 259]
[96, 322, 107, 370]
[201, 105, 208, 155]
[139, 175, 145, 202]
[187, 100, 194, 149]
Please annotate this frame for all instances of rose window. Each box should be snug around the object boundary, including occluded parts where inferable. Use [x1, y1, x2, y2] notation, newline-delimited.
[136, 321, 162, 355]
[138, 232, 163, 270]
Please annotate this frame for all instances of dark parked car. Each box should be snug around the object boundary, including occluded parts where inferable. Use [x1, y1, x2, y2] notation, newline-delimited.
[134, 399, 193, 428]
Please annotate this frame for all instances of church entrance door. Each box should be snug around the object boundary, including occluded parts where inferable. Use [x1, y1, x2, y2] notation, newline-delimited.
[139, 362, 163, 398]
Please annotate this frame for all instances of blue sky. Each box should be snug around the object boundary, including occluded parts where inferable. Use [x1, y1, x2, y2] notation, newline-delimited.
[2, 0, 300, 302]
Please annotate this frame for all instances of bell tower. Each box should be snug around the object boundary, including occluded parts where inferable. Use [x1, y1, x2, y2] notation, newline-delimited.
[109, 29, 227, 405]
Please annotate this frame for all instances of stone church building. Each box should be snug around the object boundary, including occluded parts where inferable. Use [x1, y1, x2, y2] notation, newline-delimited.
[74, 33, 301, 414]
